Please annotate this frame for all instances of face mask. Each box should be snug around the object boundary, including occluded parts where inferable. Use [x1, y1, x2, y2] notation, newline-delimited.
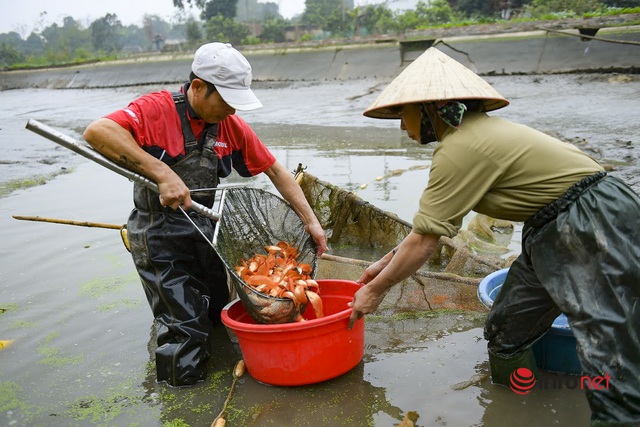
[419, 103, 437, 145]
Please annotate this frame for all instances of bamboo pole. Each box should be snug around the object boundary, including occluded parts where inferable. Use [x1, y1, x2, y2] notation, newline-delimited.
[12, 215, 122, 229]
[211, 359, 245, 427]
[320, 253, 481, 286]
[12, 215, 483, 286]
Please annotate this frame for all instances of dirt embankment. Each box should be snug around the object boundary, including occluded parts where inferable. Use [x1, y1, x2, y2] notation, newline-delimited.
[1, 15, 639, 91]
[233, 13, 640, 51]
[404, 13, 640, 39]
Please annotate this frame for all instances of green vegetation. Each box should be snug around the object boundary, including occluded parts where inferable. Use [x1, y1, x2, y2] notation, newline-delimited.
[10, 320, 38, 329]
[1, 0, 639, 70]
[1, 303, 19, 314]
[0, 171, 71, 198]
[0, 381, 40, 423]
[37, 332, 84, 367]
[65, 394, 132, 424]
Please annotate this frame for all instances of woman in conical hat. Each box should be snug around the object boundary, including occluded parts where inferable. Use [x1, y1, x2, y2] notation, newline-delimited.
[349, 47, 640, 425]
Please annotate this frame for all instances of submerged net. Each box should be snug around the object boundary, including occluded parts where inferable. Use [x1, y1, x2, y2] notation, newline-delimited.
[213, 187, 318, 324]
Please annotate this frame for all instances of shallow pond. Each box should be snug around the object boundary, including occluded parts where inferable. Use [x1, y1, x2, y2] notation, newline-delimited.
[1, 74, 638, 426]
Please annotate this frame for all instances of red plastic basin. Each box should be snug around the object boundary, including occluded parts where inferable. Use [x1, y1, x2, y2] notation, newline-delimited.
[221, 279, 365, 386]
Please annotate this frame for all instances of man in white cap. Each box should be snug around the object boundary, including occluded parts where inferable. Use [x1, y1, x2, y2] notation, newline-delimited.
[84, 42, 328, 387]
[348, 47, 640, 426]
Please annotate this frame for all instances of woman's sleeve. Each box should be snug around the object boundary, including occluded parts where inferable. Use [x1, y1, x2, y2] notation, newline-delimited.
[412, 143, 503, 237]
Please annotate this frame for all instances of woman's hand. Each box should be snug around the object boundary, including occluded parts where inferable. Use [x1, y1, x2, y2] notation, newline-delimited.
[357, 254, 391, 284]
[348, 284, 386, 329]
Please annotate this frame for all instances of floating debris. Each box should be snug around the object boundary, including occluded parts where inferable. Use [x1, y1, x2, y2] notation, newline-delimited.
[450, 373, 488, 390]
[396, 411, 419, 426]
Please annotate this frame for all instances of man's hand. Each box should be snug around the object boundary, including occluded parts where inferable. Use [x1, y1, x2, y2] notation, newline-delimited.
[157, 174, 192, 210]
[263, 161, 329, 256]
[84, 118, 191, 211]
[305, 222, 329, 256]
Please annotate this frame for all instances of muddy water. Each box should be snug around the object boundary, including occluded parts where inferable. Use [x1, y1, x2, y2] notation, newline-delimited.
[1, 74, 638, 426]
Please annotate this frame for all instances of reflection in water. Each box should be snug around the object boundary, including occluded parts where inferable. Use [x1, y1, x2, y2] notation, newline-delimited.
[227, 362, 403, 427]
[138, 321, 404, 427]
[364, 317, 488, 426]
[480, 369, 591, 426]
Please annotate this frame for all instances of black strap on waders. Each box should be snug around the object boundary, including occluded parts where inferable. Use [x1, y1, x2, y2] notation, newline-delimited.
[172, 91, 219, 155]
[172, 92, 198, 150]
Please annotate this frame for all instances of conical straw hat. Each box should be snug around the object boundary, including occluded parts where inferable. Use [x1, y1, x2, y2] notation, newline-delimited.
[364, 47, 509, 119]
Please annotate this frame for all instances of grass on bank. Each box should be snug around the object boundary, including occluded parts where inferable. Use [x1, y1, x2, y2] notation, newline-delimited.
[412, 7, 640, 32]
[3, 8, 639, 72]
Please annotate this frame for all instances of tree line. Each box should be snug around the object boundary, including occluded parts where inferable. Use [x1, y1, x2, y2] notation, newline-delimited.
[1, 0, 639, 68]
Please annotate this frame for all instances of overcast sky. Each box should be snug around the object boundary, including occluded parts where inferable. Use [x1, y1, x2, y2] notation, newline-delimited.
[1, 0, 420, 36]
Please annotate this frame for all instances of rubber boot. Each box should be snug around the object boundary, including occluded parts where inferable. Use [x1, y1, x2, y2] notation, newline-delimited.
[488, 348, 538, 387]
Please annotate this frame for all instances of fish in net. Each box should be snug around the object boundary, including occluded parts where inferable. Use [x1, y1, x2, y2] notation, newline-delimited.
[213, 187, 318, 324]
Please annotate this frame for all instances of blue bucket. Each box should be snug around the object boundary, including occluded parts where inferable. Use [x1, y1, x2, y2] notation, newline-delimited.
[478, 268, 582, 375]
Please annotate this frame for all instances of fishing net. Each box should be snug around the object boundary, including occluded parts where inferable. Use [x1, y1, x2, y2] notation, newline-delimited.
[295, 168, 507, 277]
[213, 187, 318, 324]
[297, 170, 412, 250]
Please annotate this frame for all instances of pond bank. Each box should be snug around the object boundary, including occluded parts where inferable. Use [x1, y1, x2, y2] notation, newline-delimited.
[1, 25, 639, 91]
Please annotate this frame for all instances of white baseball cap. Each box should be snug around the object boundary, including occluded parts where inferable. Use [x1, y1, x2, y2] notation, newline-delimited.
[191, 42, 263, 111]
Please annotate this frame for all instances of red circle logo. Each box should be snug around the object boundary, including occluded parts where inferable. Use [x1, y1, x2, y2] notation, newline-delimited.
[510, 368, 536, 395]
